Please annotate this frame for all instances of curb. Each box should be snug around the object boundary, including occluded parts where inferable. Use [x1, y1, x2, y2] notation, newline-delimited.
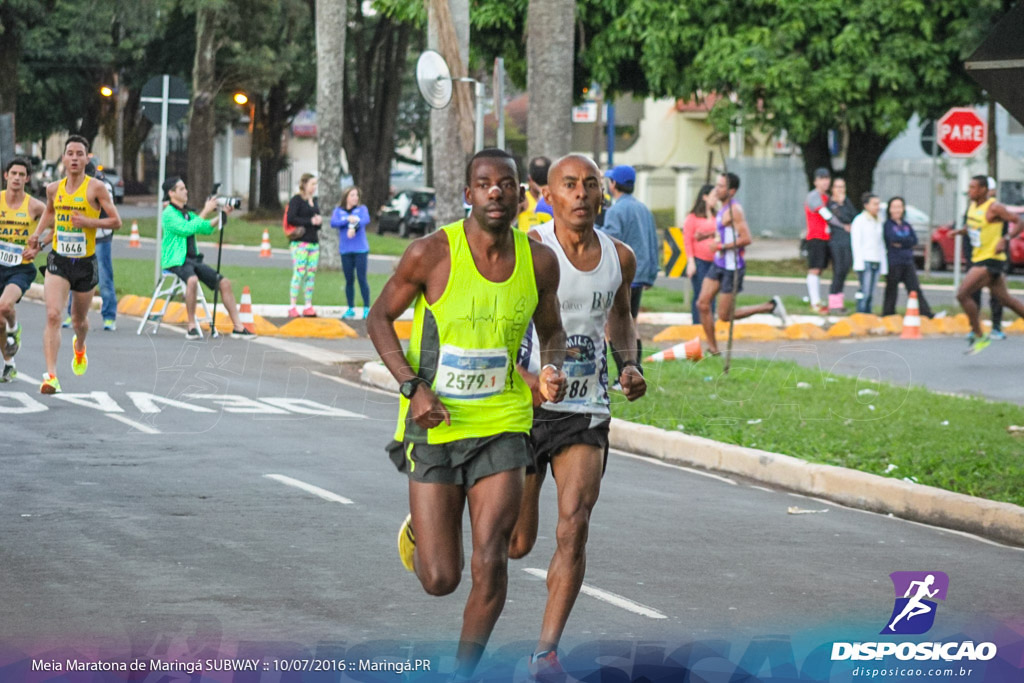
[359, 361, 1024, 547]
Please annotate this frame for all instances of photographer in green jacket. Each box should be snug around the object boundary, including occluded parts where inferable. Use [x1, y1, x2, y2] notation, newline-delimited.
[160, 176, 254, 339]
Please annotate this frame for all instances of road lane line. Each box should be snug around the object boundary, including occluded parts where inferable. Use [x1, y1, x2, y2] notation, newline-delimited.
[312, 370, 397, 398]
[106, 414, 161, 434]
[264, 474, 354, 505]
[522, 568, 667, 620]
[610, 449, 738, 486]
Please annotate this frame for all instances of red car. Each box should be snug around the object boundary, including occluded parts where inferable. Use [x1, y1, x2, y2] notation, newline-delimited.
[929, 215, 1024, 272]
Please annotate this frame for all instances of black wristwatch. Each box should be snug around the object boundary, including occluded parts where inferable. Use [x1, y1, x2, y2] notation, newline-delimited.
[622, 360, 643, 376]
[399, 377, 427, 399]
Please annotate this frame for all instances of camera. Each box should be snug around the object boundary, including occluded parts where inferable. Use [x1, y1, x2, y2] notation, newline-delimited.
[210, 182, 241, 210]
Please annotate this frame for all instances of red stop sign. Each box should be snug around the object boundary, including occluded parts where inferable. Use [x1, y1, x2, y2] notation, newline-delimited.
[937, 108, 987, 157]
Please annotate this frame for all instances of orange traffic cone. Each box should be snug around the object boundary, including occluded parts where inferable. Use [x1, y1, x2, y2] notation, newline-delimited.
[259, 229, 272, 258]
[644, 337, 703, 363]
[239, 286, 256, 333]
[900, 291, 922, 339]
[128, 220, 140, 248]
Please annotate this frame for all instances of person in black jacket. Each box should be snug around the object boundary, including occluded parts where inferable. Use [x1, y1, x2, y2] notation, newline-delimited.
[285, 173, 322, 317]
[826, 177, 856, 313]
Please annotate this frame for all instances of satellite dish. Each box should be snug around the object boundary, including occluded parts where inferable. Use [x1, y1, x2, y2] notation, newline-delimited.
[416, 50, 453, 109]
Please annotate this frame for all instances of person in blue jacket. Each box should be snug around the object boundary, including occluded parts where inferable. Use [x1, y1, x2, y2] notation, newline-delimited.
[598, 165, 659, 375]
[332, 185, 371, 318]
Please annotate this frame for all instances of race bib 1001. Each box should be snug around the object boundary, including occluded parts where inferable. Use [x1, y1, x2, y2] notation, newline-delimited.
[55, 230, 86, 257]
[435, 345, 508, 400]
[0, 241, 24, 266]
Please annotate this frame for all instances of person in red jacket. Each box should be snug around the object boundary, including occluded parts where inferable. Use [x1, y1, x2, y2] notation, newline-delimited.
[804, 167, 833, 313]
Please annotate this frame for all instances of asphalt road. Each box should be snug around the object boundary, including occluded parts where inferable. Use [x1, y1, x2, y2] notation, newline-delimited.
[2, 301, 1022, 680]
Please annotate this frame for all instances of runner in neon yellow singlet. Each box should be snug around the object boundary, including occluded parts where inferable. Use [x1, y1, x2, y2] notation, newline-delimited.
[954, 175, 1024, 355]
[368, 148, 567, 679]
[0, 157, 46, 382]
[26, 135, 122, 393]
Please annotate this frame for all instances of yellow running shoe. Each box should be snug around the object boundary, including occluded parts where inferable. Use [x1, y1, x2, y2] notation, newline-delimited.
[71, 335, 88, 375]
[40, 373, 62, 394]
[397, 513, 416, 572]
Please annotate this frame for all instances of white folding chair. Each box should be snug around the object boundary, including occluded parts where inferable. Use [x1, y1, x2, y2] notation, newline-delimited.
[137, 270, 213, 336]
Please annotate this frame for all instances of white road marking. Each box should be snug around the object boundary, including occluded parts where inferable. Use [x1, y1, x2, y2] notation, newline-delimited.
[14, 373, 37, 386]
[522, 568, 667, 620]
[311, 370, 397, 398]
[0, 391, 47, 413]
[609, 449, 738, 485]
[54, 391, 124, 412]
[106, 414, 161, 434]
[259, 397, 365, 417]
[252, 336, 362, 365]
[264, 474, 354, 505]
[127, 391, 216, 413]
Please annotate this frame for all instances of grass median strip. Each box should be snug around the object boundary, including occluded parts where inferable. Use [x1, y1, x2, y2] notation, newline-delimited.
[610, 355, 1024, 507]
[127, 216, 413, 255]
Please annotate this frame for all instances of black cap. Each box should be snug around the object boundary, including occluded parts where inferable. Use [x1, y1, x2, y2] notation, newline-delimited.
[814, 167, 831, 179]
[162, 176, 182, 200]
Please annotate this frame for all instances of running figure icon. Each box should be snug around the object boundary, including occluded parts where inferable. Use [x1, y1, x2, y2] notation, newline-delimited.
[887, 574, 939, 632]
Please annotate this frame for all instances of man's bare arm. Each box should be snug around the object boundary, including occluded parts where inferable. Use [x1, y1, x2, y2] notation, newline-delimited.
[607, 241, 646, 401]
[530, 240, 567, 403]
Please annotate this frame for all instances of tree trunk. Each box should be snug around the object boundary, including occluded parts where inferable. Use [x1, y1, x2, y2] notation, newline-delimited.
[316, 0, 346, 270]
[800, 129, 832, 189]
[343, 10, 412, 218]
[258, 81, 289, 211]
[122, 89, 153, 186]
[187, 5, 218, 201]
[428, 0, 471, 226]
[843, 128, 894, 208]
[526, 0, 575, 161]
[0, 11, 20, 118]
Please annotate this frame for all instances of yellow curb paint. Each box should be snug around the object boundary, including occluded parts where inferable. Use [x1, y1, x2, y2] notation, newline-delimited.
[393, 320, 413, 340]
[783, 323, 828, 340]
[252, 314, 279, 336]
[162, 302, 187, 324]
[918, 317, 941, 336]
[117, 294, 140, 315]
[1005, 318, 1024, 334]
[881, 315, 903, 335]
[935, 316, 970, 335]
[730, 323, 783, 341]
[826, 319, 867, 338]
[848, 313, 887, 334]
[277, 318, 358, 339]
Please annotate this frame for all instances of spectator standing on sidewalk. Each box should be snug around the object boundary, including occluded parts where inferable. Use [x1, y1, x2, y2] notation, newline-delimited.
[826, 177, 856, 313]
[882, 196, 933, 318]
[851, 192, 887, 314]
[285, 173, 322, 318]
[683, 184, 718, 323]
[599, 165, 659, 376]
[804, 167, 833, 313]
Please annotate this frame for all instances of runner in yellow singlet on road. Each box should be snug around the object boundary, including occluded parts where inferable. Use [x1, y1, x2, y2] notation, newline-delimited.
[955, 175, 1024, 355]
[367, 148, 567, 680]
[25, 135, 122, 393]
[0, 158, 46, 382]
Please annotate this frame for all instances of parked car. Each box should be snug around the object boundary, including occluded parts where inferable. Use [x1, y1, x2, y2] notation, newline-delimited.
[930, 218, 1024, 272]
[377, 188, 435, 237]
[30, 159, 57, 195]
[88, 157, 124, 203]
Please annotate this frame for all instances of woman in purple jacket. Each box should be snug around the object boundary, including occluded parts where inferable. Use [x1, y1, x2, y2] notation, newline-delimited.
[331, 186, 371, 318]
[882, 196, 933, 318]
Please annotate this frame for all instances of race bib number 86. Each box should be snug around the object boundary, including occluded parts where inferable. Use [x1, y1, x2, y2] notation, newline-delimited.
[435, 345, 508, 400]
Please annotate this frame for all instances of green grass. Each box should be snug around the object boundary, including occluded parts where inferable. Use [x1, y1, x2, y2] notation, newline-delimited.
[112, 257, 390, 305]
[610, 355, 1024, 506]
[129, 216, 413, 256]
